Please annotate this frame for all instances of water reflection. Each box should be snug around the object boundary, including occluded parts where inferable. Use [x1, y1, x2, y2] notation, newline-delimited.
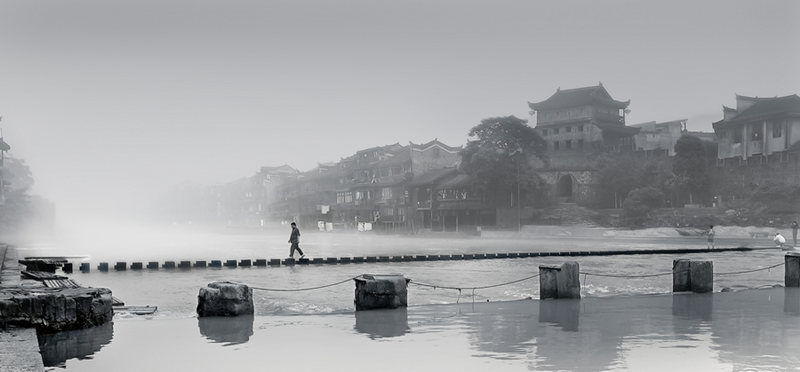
[38, 322, 114, 367]
[354, 308, 409, 338]
[198, 315, 254, 346]
[538, 299, 580, 332]
[671, 293, 713, 321]
[785, 287, 800, 314]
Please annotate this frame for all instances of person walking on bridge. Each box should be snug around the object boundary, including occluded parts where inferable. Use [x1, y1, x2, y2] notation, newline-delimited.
[288, 222, 305, 259]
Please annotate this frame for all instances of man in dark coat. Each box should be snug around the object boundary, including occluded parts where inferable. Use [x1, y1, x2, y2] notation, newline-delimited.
[288, 222, 305, 258]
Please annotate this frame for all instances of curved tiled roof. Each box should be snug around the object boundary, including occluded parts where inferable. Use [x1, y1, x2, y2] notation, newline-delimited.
[529, 85, 630, 111]
[713, 94, 800, 130]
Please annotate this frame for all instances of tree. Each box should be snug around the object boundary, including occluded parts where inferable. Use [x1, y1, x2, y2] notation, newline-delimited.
[459, 116, 548, 207]
[623, 186, 665, 224]
[673, 135, 716, 205]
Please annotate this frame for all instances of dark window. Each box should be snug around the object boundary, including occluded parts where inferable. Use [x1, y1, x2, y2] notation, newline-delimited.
[751, 125, 762, 141]
[773, 121, 782, 138]
[553, 141, 560, 150]
[733, 129, 742, 144]
[566, 126, 572, 133]
[578, 125, 584, 132]
[565, 140, 572, 149]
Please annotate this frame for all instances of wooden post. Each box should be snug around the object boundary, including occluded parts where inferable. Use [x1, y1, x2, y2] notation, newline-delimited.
[786, 252, 800, 287]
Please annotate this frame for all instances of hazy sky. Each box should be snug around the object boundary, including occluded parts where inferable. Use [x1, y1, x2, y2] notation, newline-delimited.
[1, 0, 798, 218]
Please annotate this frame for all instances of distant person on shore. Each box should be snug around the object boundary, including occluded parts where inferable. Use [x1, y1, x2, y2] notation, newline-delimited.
[288, 222, 305, 259]
[774, 232, 786, 249]
[706, 225, 715, 249]
[792, 221, 799, 245]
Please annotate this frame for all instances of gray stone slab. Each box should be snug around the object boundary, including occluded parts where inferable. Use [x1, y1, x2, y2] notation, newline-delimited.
[0, 327, 44, 371]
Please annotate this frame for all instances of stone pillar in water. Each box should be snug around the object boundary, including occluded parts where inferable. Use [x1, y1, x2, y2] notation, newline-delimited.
[689, 261, 713, 293]
[539, 262, 580, 299]
[353, 274, 409, 311]
[196, 281, 254, 317]
[786, 253, 800, 287]
[672, 259, 691, 292]
[673, 259, 713, 293]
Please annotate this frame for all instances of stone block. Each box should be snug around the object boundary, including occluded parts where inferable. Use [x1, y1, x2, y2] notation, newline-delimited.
[438, 254, 452, 260]
[485, 253, 497, 259]
[113, 262, 126, 271]
[131, 262, 143, 270]
[79, 263, 90, 273]
[427, 255, 439, 261]
[353, 257, 365, 263]
[147, 262, 159, 269]
[62, 263, 73, 273]
[539, 262, 581, 299]
[163, 261, 176, 269]
[194, 261, 207, 268]
[282, 258, 295, 266]
[297, 258, 310, 265]
[339, 257, 352, 264]
[353, 274, 410, 311]
[377, 256, 391, 262]
[689, 261, 713, 293]
[365, 256, 377, 263]
[474, 254, 486, 259]
[267, 259, 281, 266]
[254, 259, 267, 267]
[672, 259, 691, 292]
[197, 281, 254, 317]
[239, 259, 251, 267]
[786, 253, 800, 287]
[179, 261, 191, 269]
[450, 254, 463, 260]
[462, 254, 475, 260]
[414, 255, 428, 261]
[224, 260, 237, 268]
[496, 253, 509, 258]
[210, 260, 222, 268]
[311, 258, 324, 265]
[325, 257, 339, 264]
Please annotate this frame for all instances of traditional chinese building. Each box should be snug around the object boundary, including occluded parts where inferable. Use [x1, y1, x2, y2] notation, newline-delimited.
[528, 84, 639, 202]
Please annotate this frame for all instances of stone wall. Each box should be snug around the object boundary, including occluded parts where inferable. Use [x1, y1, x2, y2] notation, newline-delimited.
[0, 287, 113, 333]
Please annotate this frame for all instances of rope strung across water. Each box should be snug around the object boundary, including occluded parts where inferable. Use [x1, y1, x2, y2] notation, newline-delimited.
[249, 276, 360, 292]
[714, 262, 785, 276]
[409, 273, 541, 291]
[246, 261, 786, 292]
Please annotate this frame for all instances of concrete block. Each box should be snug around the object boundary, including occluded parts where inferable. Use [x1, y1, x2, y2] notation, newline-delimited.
[210, 260, 222, 268]
[438, 254, 452, 261]
[325, 257, 339, 264]
[113, 262, 127, 271]
[689, 261, 713, 293]
[485, 253, 497, 259]
[450, 254, 463, 260]
[365, 256, 377, 263]
[427, 255, 439, 261]
[267, 259, 281, 266]
[339, 257, 352, 264]
[496, 253, 508, 258]
[508, 253, 519, 258]
[163, 261, 176, 269]
[474, 253, 486, 259]
[179, 261, 192, 269]
[786, 253, 800, 287]
[672, 259, 691, 292]
[239, 259, 251, 267]
[353, 257, 365, 263]
[391, 256, 403, 262]
[147, 262, 159, 269]
[297, 258, 310, 265]
[194, 261, 207, 268]
[224, 260, 237, 268]
[377, 256, 391, 262]
[414, 255, 428, 261]
[131, 262, 143, 270]
[282, 258, 295, 266]
[254, 259, 267, 267]
[353, 274, 410, 311]
[62, 263, 73, 273]
[79, 263, 90, 273]
[311, 258, 324, 265]
[98, 262, 109, 272]
[462, 254, 474, 260]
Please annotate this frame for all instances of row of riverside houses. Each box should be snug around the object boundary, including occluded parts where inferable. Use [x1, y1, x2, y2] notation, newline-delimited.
[222, 83, 800, 231]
